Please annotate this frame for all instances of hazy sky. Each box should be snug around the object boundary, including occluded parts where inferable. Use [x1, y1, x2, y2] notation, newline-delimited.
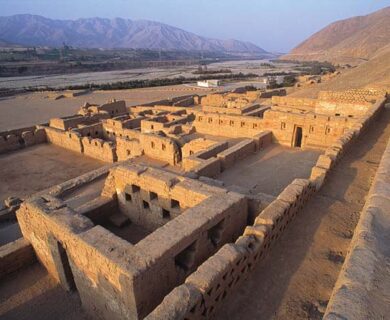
[1, 0, 389, 52]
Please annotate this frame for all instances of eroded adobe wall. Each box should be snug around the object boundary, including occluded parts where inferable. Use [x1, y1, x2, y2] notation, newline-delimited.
[263, 109, 356, 149]
[99, 100, 127, 116]
[45, 127, 83, 153]
[116, 137, 143, 161]
[17, 197, 138, 320]
[81, 137, 116, 162]
[140, 133, 181, 165]
[0, 127, 46, 154]
[318, 89, 386, 104]
[272, 96, 317, 110]
[49, 115, 86, 131]
[73, 123, 104, 139]
[182, 138, 218, 159]
[134, 191, 248, 318]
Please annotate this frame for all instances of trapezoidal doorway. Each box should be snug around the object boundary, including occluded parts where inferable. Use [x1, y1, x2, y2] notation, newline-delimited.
[293, 126, 303, 148]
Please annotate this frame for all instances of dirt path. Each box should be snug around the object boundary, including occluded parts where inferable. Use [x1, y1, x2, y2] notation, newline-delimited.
[216, 107, 390, 320]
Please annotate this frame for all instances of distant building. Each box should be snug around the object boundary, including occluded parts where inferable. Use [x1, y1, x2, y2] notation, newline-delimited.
[197, 80, 221, 88]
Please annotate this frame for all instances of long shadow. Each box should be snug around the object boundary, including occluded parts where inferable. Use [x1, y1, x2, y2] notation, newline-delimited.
[216, 108, 390, 320]
[0, 264, 88, 320]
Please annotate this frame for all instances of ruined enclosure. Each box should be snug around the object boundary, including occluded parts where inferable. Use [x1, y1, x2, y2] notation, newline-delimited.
[0, 87, 388, 320]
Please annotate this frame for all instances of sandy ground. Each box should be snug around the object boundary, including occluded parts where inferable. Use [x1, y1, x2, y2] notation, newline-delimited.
[0, 264, 89, 320]
[0, 144, 104, 203]
[218, 145, 322, 196]
[216, 107, 390, 320]
[0, 85, 214, 131]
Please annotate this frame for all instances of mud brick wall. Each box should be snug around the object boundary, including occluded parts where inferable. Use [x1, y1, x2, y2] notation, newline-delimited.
[49, 115, 86, 130]
[182, 138, 218, 159]
[0, 127, 46, 154]
[0, 238, 36, 279]
[272, 96, 317, 110]
[17, 199, 137, 320]
[318, 89, 385, 104]
[45, 127, 83, 153]
[81, 137, 117, 162]
[102, 124, 142, 142]
[99, 100, 127, 116]
[183, 141, 228, 172]
[193, 112, 264, 138]
[263, 109, 355, 149]
[134, 192, 248, 318]
[73, 123, 104, 138]
[140, 133, 181, 165]
[217, 139, 256, 171]
[116, 137, 143, 161]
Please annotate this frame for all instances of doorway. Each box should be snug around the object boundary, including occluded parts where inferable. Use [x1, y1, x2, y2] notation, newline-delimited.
[49, 236, 77, 291]
[293, 126, 303, 148]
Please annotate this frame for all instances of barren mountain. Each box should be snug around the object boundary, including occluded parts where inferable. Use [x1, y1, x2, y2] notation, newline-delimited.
[0, 14, 267, 54]
[283, 6, 390, 64]
[290, 45, 390, 98]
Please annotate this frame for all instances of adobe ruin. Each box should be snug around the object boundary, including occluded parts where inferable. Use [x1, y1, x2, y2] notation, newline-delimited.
[0, 87, 388, 320]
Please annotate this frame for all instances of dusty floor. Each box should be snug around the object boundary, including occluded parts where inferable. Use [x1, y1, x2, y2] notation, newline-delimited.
[0, 144, 104, 203]
[216, 107, 390, 319]
[218, 144, 322, 196]
[0, 264, 89, 320]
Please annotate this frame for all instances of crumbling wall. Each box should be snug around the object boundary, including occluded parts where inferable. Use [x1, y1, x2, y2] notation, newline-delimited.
[140, 133, 181, 165]
[182, 138, 218, 158]
[0, 127, 46, 154]
[45, 127, 83, 153]
[99, 100, 127, 116]
[272, 96, 317, 110]
[49, 115, 86, 131]
[73, 123, 104, 138]
[0, 238, 36, 279]
[116, 137, 143, 161]
[81, 137, 116, 162]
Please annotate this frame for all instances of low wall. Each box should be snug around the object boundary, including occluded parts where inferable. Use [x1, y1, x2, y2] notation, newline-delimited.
[0, 127, 47, 154]
[81, 137, 117, 162]
[45, 127, 83, 153]
[0, 238, 36, 279]
[324, 124, 390, 320]
[217, 139, 256, 171]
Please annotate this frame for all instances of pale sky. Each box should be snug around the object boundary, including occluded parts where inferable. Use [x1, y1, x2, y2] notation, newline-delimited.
[1, 0, 389, 52]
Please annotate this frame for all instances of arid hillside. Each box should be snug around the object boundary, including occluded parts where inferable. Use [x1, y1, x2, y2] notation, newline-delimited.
[282, 6, 390, 64]
[290, 45, 390, 98]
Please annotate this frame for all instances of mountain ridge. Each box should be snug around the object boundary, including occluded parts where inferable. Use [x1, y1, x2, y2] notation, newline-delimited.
[0, 14, 268, 54]
[282, 6, 390, 64]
